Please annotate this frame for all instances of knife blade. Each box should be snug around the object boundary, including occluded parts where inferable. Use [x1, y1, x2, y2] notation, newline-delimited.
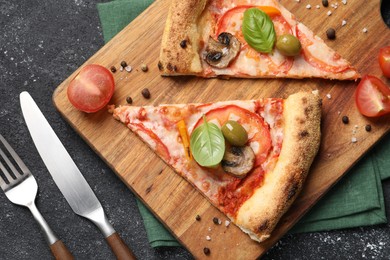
[20, 91, 136, 260]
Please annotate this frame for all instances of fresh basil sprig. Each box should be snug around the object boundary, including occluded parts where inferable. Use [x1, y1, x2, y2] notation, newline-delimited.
[242, 8, 276, 53]
[190, 115, 225, 167]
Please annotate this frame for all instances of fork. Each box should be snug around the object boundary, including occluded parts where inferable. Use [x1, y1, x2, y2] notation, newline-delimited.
[0, 134, 73, 260]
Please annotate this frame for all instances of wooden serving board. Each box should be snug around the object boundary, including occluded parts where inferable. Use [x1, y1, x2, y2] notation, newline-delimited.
[53, 0, 390, 258]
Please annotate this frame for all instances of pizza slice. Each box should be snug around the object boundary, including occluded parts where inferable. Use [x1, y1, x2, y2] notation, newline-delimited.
[113, 92, 321, 242]
[158, 0, 360, 80]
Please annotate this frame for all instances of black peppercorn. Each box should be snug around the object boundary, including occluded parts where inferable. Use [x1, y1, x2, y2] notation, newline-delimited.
[322, 0, 329, 7]
[120, 61, 127, 68]
[126, 96, 133, 104]
[195, 215, 201, 221]
[212, 217, 219, 224]
[110, 66, 116, 73]
[342, 116, 349, 124]
[326, 28, 336, 40]
[141, 88, 151, 99]
[365, 125, 372, 132]
[203, 247, 211, 255]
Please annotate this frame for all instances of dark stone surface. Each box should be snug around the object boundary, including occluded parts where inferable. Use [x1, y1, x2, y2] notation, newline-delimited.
[0, 0, 389, 259]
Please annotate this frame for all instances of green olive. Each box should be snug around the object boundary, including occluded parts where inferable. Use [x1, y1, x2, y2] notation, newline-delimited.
[221, 120, 248, 146]
[275, 34, 302, 56]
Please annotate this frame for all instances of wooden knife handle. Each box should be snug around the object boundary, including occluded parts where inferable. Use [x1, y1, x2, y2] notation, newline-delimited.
[106, 232, 137, 260]
[50, 240, 74, 260]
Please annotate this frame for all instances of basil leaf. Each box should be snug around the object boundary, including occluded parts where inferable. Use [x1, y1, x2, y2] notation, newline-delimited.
[190, 115, 225, 167]
[242, 8, 276, 53]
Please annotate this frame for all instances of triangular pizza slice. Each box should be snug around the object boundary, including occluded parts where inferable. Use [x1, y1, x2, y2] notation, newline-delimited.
[113, 92, 321, 242]
[158, 0, 360, 80]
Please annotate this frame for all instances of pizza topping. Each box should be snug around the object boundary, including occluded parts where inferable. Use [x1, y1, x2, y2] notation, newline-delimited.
[221, 120, 248, 146]
[242, 8, 276, 53]
[275, 34, 302, 56]
[190, 116, 226, 167]
[204, 33, 241, 68]
[177, 120, 192, 160]
[221, 146, 255, 178]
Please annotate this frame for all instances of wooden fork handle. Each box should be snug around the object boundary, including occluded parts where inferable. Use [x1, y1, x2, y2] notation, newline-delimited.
[50, 240, 74, 260]
[106, 232, 137, 260]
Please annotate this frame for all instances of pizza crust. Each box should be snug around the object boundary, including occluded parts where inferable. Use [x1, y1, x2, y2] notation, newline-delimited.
[159, 0, 206, 75]
[235, 92, 322, 242]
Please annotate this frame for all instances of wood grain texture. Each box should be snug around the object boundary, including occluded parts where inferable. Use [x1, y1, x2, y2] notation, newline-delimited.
[52, 0, 390, 258]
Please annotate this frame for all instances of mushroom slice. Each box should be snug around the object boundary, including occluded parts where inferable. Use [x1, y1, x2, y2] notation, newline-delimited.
[204, 32, 241, 69]
[221, 146, 255, 178]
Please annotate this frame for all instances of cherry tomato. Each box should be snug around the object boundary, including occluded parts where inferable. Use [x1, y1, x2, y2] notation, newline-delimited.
[379, 46, 390, 78]
[355, 75, 390, 117]
[67, 64, 115, 113]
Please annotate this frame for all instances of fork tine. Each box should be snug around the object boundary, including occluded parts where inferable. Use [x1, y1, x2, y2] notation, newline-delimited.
[0, 135, 30, 177]
[0, 162, 8, 190]
[0, 159, 15, 186]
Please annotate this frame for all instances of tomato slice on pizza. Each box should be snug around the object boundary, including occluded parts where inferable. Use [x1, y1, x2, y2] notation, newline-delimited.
[113, 92, 321, 242]
[159, 0, 360, 80]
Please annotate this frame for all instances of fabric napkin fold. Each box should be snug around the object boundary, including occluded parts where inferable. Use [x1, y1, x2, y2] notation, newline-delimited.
[97, 0, 390, 247]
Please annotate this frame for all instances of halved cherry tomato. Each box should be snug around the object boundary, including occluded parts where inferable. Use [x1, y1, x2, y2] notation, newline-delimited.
[379, 46, 390, 78]
[67, 64, 115, 113]
[193, 105, 272, 167]
[355, 75, 390, 117]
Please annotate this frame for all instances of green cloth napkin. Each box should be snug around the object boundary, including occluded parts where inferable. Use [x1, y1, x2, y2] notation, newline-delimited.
[97, 0, 390, 247]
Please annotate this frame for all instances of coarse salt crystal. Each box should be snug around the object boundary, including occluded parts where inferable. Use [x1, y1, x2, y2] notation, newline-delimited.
[295, 0, 300, 2]
[306, 4, 311, 9]
[363, 28, 368, 33]
[225, 220, 231, 227]
[342, 0, 347, 4]
[206, 235, 211, 241]
[351, 137, 357, 143]
[316, 5, 320, 9]
[326, 93, 332, 99]
[327, 10, 332, 16]
[125, 65, 132, 72]
[342, 20, 347, 26]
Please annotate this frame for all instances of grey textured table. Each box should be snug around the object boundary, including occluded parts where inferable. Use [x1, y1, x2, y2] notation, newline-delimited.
[1, 0, 390, 259]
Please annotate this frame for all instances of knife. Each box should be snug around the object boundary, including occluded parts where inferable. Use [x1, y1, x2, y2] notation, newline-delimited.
[20, 91, 136, 260]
